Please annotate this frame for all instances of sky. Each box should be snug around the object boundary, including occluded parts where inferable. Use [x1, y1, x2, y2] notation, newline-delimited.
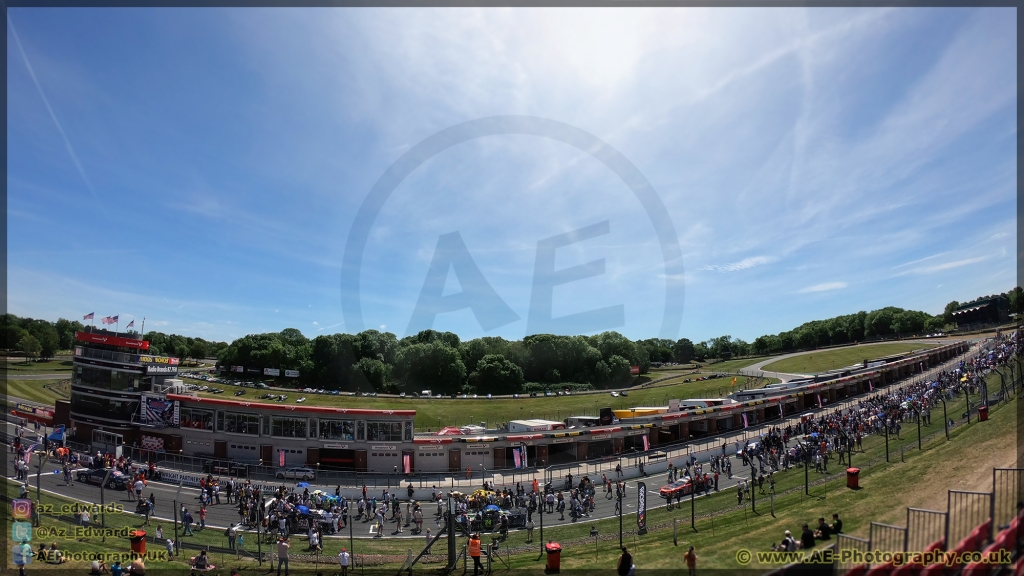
[6, 7, 1018, 345]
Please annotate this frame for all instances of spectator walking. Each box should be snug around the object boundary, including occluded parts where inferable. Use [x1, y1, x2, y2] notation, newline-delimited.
[276, 537, 290, 576]
[617, 546, 635, 576]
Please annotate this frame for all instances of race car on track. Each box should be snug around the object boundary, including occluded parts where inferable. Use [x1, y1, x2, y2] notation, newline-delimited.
[659, 477, 694, 498]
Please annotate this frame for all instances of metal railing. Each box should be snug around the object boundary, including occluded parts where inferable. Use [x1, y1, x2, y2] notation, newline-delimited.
[946, 490, 993, 548]
[868, 522, 906, 555]
[904, 508, 947, 552]
[992, 468, 1024, 529]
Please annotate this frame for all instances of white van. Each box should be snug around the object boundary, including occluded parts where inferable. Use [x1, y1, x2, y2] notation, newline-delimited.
[421, 390, 432, 398]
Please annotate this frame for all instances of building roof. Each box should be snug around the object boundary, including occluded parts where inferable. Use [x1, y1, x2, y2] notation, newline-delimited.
[167, 394, 415, 416]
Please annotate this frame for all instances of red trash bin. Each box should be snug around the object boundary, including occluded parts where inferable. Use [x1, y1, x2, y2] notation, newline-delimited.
[129, 530, 146, 555]
[545, 541, 562, 573]
[978, 405, 989, 422]
[846, 468, 860, 489]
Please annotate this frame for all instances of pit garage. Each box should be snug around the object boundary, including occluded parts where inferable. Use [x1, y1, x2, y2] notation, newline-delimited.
[546, 439, 576, 465]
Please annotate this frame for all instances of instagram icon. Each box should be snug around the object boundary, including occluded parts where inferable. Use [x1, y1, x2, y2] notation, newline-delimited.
[11, 499, 32, 519]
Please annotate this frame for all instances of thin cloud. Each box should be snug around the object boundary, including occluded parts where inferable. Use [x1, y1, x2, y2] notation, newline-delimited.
[798, 281, 847, 294]
[8, 14, 107, 217]
[918, 256, 991, 274]
[700, 256, 775, 272]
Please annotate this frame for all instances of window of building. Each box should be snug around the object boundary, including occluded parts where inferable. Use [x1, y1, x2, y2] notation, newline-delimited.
[271, 416, 307, 438]
[366, 421, 402, 442]
[179, 407, 214, 430]
[404, 421, 413, 441]
[221, 412, 260, 435]
[69, 392, 140, 422]
[75, 365, 140, 392]
[318, 419, 356, 440]
[357, 421, 365, 441]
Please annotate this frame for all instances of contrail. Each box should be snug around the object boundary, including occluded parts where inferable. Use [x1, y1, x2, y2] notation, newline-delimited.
[8, 13, 108, 216]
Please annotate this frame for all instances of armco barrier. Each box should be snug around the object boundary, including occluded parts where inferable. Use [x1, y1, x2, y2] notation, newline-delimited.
[868, 522, 906, 555]
[992, 468, 1024, 529]
[946, 490, 993, 548]
[905, 508, 947, 552]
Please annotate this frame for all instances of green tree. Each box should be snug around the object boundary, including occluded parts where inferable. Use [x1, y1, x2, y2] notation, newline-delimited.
[474, 354, 524, 394]
[607, 354, 632, 383]
[353, 357, 392, 391]
[18, 334, 42, 360]
[27, 321, 60, 359]
[943, 301, 960, 325]
[394, 342, 466, 394]
[672, 338, 695, 363]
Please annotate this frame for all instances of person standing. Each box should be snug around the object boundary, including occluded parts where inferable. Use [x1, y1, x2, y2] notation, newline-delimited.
[276, 537, 290, 576]
[338, 547, 350, 576]
[683, 546, 697, 576]
[469, 533, 483, 576]
[227, 523, 237, 550]
[617, 546, 634, 576]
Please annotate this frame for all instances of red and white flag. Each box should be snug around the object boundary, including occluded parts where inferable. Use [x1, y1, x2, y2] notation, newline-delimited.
[126, 320, 135, 328]
[642, 435, 650, 451]
[817, 394, 823, 409]
[101, 315, 119, 325]
[83, 312, 94, 320]
[742, 413, 749, 428]
[868, 380, 874, 392]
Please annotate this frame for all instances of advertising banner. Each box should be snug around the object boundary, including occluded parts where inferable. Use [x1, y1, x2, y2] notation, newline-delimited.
[630, 365, 640, 375]
[75, 331, 149, 350]
[232, 366, 244, 373]
[135, 355, 180, 365]
[145, 364, 178, 375]
[264, 368, 280, 376]
[637, 481, 647, 533]
[285, 370, 300, 378]
[142, 396, 179, 428]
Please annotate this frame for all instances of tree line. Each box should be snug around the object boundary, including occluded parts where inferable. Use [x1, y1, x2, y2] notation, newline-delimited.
[5, 285, 1019, 392]
[0, 314, 229, 362]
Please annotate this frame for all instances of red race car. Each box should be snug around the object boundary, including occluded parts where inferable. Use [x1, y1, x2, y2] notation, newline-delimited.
[659, 477, 694, 498]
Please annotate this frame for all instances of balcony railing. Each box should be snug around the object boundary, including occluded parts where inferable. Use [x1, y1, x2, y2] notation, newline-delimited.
[74, 346, 137, 365]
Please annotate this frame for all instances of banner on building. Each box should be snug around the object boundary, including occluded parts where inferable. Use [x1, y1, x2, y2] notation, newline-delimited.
[403, 454, 411, 474]
[145, 364, 178, 375]
[513, 448, 522, 469]
[742, 413, 749, 428]
[141, 396, 179, 428]
[232, 366, 244, 373]
[642, 434, 650, 451]
[279, 449, 286, 467]
[637, 481, 647, 533]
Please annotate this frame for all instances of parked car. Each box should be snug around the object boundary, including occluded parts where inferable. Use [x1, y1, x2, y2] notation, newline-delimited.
[275, 467, 316, 481]
[234, 390, 246, 396]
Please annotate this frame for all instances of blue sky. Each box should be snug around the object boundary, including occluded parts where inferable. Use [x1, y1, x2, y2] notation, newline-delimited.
[6, 8, 1017, 344]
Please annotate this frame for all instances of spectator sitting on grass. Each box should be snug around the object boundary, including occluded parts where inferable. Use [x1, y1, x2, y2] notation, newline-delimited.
[814, 518, 832, 540]
[799, 524, 815, 550]
[47, 543, 66, 564]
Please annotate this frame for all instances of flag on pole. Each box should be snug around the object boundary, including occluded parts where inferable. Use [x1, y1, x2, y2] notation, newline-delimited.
[868, 380, 874, 392]
[731, 377, 737, 387]
[817, 394, 823, 409]
[101, 315, 119, 325]
[742, 413, 749, 428]
[83, 312, 94, 320]
[126, 320, 135, 329]
[642, 435, 650, 451]
[513, 448, 522, 469]
[22, 443, 40, 455]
